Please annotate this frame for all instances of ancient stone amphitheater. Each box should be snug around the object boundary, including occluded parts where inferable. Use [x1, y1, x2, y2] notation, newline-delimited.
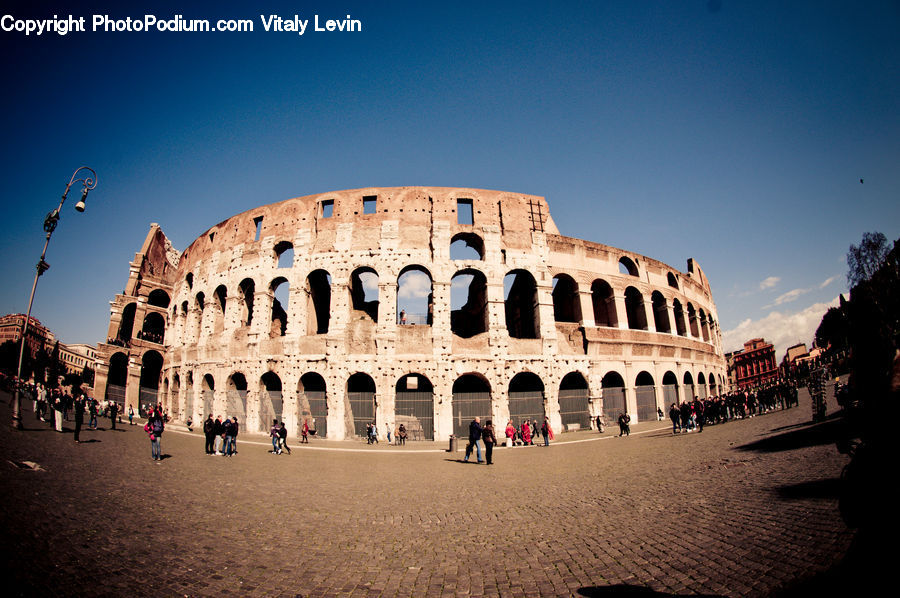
[94, 187, 726, 441]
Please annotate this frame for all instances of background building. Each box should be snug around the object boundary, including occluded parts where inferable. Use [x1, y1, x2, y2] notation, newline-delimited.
[733, 338, 777, 389]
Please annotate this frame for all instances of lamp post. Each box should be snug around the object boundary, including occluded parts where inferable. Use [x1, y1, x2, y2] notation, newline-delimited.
[11, 167, 97, 430]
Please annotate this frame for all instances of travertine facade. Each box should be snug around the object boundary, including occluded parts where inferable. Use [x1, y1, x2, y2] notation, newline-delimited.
[94, 187, 726, 440]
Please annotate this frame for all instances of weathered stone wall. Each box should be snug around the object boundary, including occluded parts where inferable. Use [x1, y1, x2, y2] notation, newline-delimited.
[100, 188, 727, 441]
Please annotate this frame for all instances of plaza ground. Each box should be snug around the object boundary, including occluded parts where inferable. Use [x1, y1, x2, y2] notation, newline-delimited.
[0, 387, 873, 597]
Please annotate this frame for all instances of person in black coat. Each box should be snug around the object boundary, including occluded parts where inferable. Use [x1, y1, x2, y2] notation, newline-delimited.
[203, 414, 215, 454]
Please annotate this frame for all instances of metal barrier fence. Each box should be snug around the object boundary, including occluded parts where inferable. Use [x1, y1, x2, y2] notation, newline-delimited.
[395, 391, 434, 440]
[508, 391, 545, 426]
[303, 391, 327, 438]
[558, 388, 591, 431]
[635, 386, 657, 422]
[602, 387, 626, 423]
[348, 391, 374, 437]
[452, 392, 491, 438]
[258, 390, 284, 432]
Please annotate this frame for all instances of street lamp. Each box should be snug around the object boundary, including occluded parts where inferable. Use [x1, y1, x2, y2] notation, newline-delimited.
[11, 167, 97, 429]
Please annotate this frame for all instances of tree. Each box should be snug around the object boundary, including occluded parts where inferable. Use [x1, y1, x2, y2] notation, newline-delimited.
[81, 365, 95, 386]
[847, 231, 889, 288]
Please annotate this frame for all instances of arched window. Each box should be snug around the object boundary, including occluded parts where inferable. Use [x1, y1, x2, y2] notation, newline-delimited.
[651, 291, 671, 333]
[349, 267, 379, 323]
[226, 373, 248, 422]
[147, 289, 170, 308]
[591, 279, 617, 327]
[667, 272, 679, 290]
[449, 233, 484, 260]
[699, 308, 710, 342]
[213, 285, 227, 334]
[451, 269, 488, 338]
[238, 279, 254, 327]
[306, 270, 331, 334]
[618, 256, 638, 277]
[504, 269, 539, 339]
[141, 312, 166, 344]
[270, 277, 289, 337]
[274, 241, 294, 269]
[552, 274, 581, 323]
[672, 299, 687, 336]
[397, 266, 433, 326]
[117, 303, 137, 343]
[624, 286, 647, 330]
[687, 303, 699, 337]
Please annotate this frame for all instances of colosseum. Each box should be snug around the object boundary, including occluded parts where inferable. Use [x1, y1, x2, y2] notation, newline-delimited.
[92, 187, 727, 441]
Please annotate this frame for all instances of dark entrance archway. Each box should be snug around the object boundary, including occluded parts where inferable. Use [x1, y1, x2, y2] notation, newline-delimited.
[395, 374, 434, 440]
[347, 372, 375, 438]
[558, 372, 590, 431]
[451, 374, 491, 438]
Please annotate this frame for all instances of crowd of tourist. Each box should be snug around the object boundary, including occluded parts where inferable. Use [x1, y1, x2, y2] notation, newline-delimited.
[667, 382, 800, 434]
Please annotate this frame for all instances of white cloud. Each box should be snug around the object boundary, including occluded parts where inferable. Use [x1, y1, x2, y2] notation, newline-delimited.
[819, 275, 838, 289]
[759, 276, 780, 290]
[397, 271, 432, 299]
[722, 297, 840, 358]
[772, 287, 809, 306]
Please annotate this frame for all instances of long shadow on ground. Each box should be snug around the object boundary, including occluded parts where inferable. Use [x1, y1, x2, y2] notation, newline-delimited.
[735, 417, 845, 453]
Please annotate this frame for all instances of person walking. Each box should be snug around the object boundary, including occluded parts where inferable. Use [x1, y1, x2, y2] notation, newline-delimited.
[278, 421, 291, 454]
[145, 407, 164, 462]
[52, 391, 64, 432]
[88, 398, 98, 430]
[232, 416, 239, 453]
[541, 417, 551, 446]
[73, 393, 86, 443]
[128, 404, 135, 426]
[464, 416, 484, 463]
[270, 419, 282, 454]
[617, 412, 631, 437]
[398, 423, 407, 445]
[482, 419, 497, 465]
[669, 403, 681, 434]
[301, 419, 309, 444]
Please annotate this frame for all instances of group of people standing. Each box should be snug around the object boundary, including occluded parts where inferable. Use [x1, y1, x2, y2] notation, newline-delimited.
[203, 414, 240, 456]
[503, 417, 553, 447]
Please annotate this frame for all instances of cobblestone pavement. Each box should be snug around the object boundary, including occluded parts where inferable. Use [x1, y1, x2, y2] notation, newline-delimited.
[0, 388, 863, 597]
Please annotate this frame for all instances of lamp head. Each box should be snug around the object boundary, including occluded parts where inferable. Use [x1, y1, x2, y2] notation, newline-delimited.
[74, 188, 88, 212]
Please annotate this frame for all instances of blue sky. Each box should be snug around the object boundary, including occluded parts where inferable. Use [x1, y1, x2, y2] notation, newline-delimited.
[1, 0, 898, 359]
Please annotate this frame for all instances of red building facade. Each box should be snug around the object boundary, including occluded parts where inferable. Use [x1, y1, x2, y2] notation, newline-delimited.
[733, 338, 777, 389]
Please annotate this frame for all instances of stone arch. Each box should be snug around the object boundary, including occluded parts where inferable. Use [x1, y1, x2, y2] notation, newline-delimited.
[270, 276, 289, 337]
[226, 372, 248, 422]
[105, 352, 129, 404]
[117, 302, 137, 343]
[147, 289, 170, 308]
[451, 373, 492, 438]
[258, 371, 284, 432]
[349, 267, 379, 323]
[298, 372, 328, 438]
[201, 373, 215, 417]
[708, 371, 718, 396]
[601, 371, 626, 422]
[238, 278, 255, 327]
[451, 268, 488, 338]
[651, 290, 671, 333]
[624, 286, 648, 330]
[667, 272, 679, 290]
[635, 371, 657, 422]
[449, 232, 484, 260]
[508, 372, 545, 426]
[397, 265, 433, 326]
[591, 279, 618, 327]
[683, 371, 695, 400]
[185, 272, 194, 290]
[699, 308, 710, 342]
[662, 371, 679, 407]
[504, 269, 539, 339]
[140, 312, 165, 344]
[697, 372, 708, 399]
[558, 371, 590, 431]
[687, 303, 699, 337]
[306, 270, 332, 335]
[139, 350, 164, 408]
[347, 372, 376, 438]
[672, 298, 687, 336]
[213, 285, 227, 334]
[618, 256, 639, 277]
[274, 240, 294, 269]
[194, 292, 206, 342]
[395, 373, 434, 440]
[552, 274, 582, 323]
